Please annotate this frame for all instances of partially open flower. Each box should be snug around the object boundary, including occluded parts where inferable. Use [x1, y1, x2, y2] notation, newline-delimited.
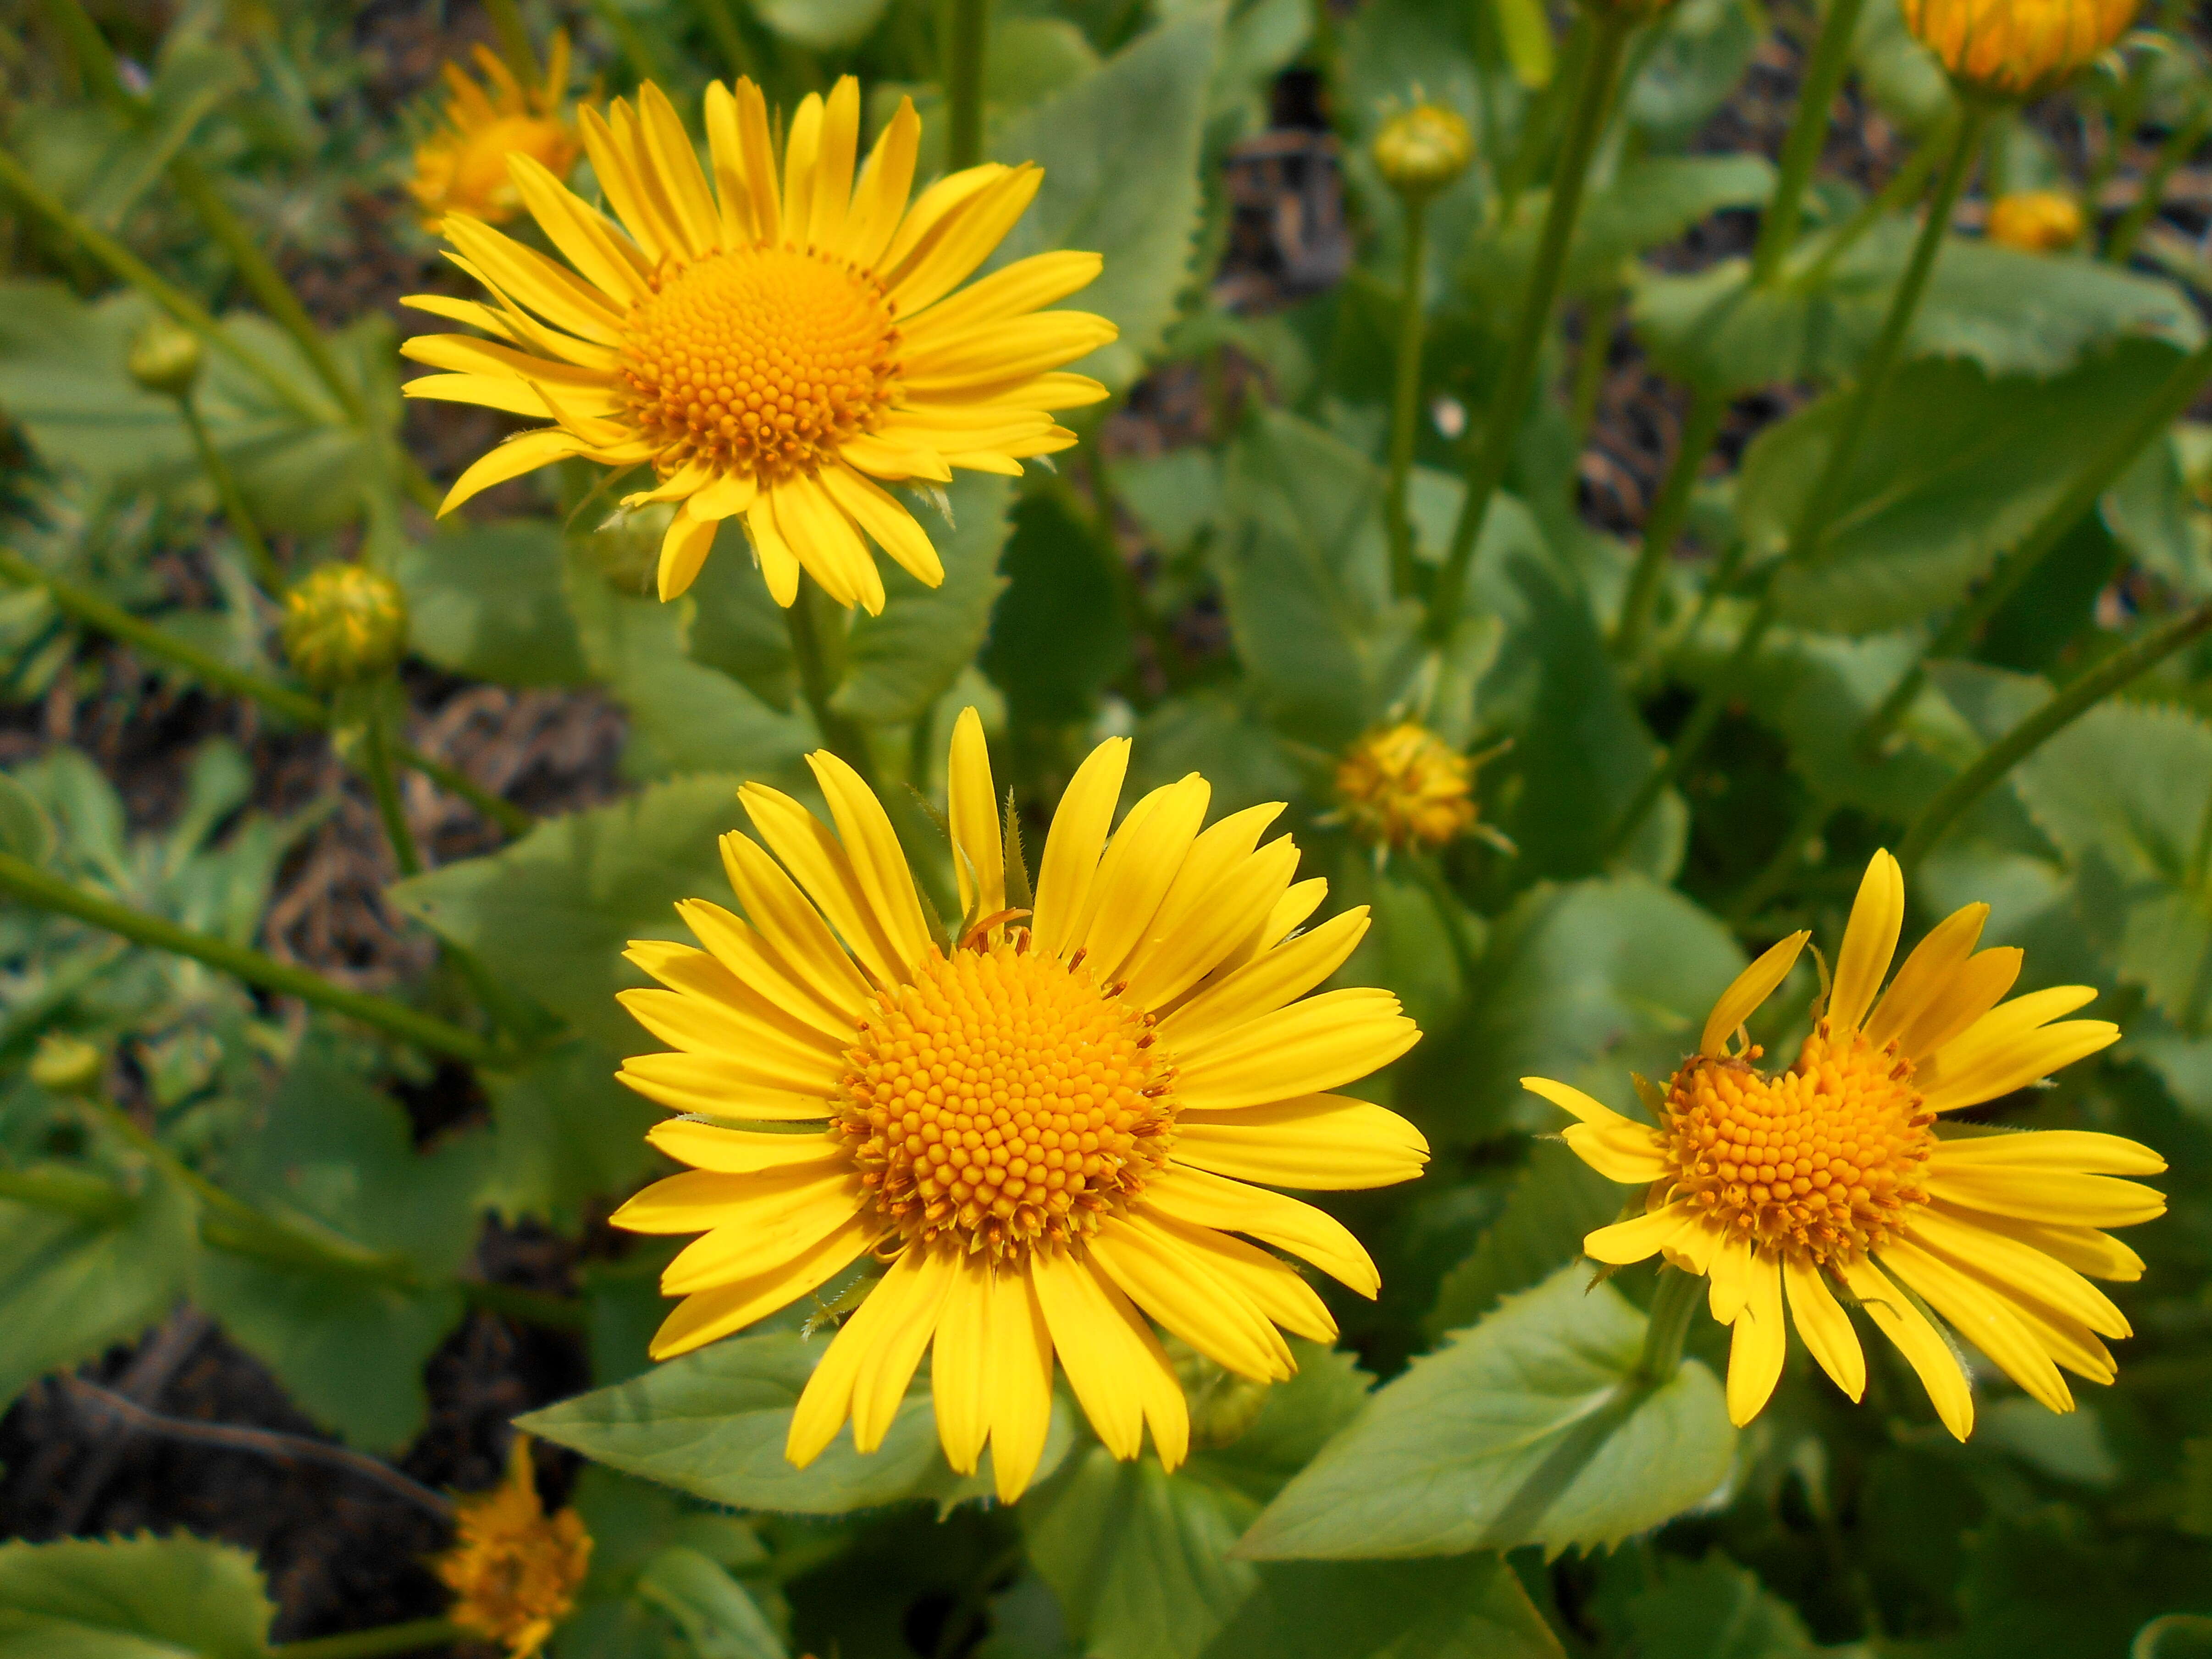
[409, 33, 580, 231]
[1899, 0, 2137, 100]
[436, 1436, 592, 1659]
[282, 565, 410, 692]
[1372, 104, 1474, 199]
[1987, 189, 2085, 251]
[1333, 723, 1482, 855]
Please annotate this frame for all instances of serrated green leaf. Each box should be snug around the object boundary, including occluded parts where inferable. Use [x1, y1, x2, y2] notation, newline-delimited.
[1427, 1141, 1622, 1338]
[0, 1534, 275, 1659]
[1127, 693, 1303, 819]
[390, 774, 747, 1054]
[1236, 1265, 1735, 1559]
[1187, 1340, 1372, 1509]
[1201, 1554, 1565, 1659]
[479, 1038, 664, 1231]
[983, 490, 1132, 724]
[393, 519, 589, 686]
[1620, 1553, 1821, 1659]
[988, 6, 1224, 390]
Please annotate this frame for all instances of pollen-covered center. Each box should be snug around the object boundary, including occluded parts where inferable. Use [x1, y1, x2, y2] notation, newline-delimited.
[1661, 1025, 1935, 1265]
[833, 939, 1177, 1264]
[619, 245, 900, 487]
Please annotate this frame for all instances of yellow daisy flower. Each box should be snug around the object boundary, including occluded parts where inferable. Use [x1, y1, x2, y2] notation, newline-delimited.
[1899, 0, 2136, 100]
[610, 710, 1428, 1501]
[408, 34, 581, 232]
[400, 77, 1115, 611]
[1526, 849, 2165, 1438]
[436, 1436, 593, 1659]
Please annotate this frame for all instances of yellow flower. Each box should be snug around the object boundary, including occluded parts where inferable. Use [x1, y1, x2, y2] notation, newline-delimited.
[611, 709, 1427, 1501]
[281, 565, 411, 691]
[1526, 849, 2164, 1438]
[1334, 723, 1480, 854]
[1371, 104, 1474, 199]
[401, 77, 1115, 612]
[436, 1436, 592, 1659]
[1899, 0, 2137, 100]
[408, 34, 580, 231]
[1987, 189, 2085, 252]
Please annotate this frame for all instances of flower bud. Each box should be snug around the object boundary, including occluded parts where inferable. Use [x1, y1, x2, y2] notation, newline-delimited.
[282, 564, 411, 691]
[127, 319, 205, 400]
[1169, 1343, 1273, 1449]
[1372, 104, 1475, 200]
[30, 1034, 105, 1096]
[1986, 189, 2084, 252]
[1900, 0, 2137, 100]
[582, 503, 672, 595]
[1335, 722, 1481, 854]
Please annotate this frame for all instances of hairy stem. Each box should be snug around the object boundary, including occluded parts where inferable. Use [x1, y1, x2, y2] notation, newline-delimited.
[356, 693, 425, 879]
[177, 396, 284, 592]
[1748, 0, 1871, 286]
[1385, 197, 1432, 599]
[946, 0, 991, 171]
[1636, 1264, 1703, 1384]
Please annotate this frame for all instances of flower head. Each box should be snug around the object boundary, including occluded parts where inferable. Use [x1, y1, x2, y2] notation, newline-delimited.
[401, 77, 1114, 612]
[1372, 104, 1474, 199]
[281, 565, 410, 691]
[1334, 722, 1480, 854]
[1899, 0, 2137, 100]
[436, 1436, 592, 1659]
[612, 710, 1427, 1500]
[127, 318, 205, 400]
[1527, 850, 2163, 1438]
[409, 34, 580, 231]
[1987, 189, 2085, 251]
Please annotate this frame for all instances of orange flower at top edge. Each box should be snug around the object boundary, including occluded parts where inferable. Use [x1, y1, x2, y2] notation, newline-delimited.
[409, 33, 580, 231]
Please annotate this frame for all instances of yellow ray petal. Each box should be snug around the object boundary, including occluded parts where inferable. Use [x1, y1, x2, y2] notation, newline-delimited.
[637, 82, 721, 257]
[838, 432, 953, 483]
[401, 292, 518, 340]
[715, 831, 877, 1015]
[625, 938, 844, 1051]
[1091, 1214, 1294, 1382]
[661, 1186, 865, 1295]
[437, 428, 582, 515]
[947, 706, 1005, 928]
[1726, 1251, 1787, 1425]
[1904, 1205, 2129, 1335]
[1919, 1019, 2121, 1114]
[1159, 909, 1369, 1048]
[841, 96, 921, 267]
[742, 501, 803, 608]
[687, 470, 759, 521]
[658, 510, 718, 601]
[786, 1247, 929, 1466]
[616, 988, 842, 1093]
[900, 314, 1121, 386]
[702, 80, 762, 246]
[1892, 948, 2024, 1063]
[578, 101, 677, 263]
[1141, 1165, 1378, 1296]
[648, 1213, 875, 1360]
[1029, 1246, 1175, 1461]
[818, 464, 945, 587]
[1172, 988, 1418, 1112]
[880, 164, 1011, 276]
[1864, 902, 1989, 1049]
[1923, 1164, 2165, 1229]
[647, 1118, 843, 1175]
[616, 1049, 831, 1121]
[1583, 1201, 1695, 1266]
[1879, 1236, 2073, 1414]
[984, 1267, 1058, 1499]
[930, 1254, 994, 1474]
[804, 749, 935, 976]
[1121, 828, 1298, 1011]
[805, 77, 862, 250]
[1708, 1231, 1756, 1323]
[780, 92, 824, 244]
[1930, 1129, 2165, 1178]
[443, 213, 629, 340]
[902, 252, 1106, 341]
[1029, 736, 1131, 958]
[1520, 1076, 1645, 1134]
[852, 1246, 957, 1452]
[1132, 1209, 1337, 1343]
[502, 158, 652, 304]
[739, 783, 916, 991]
[1827, 850, 1904, 1035]
[887, 167, 1045, 317]
[1562, 1119, 1671, 1185]
[1168, 1095, 1429, 1190]
[1784, 1254, 1865, 1401]
[669, 898, 855, 1041]
[1700, 931, 1809, 1057]
[1072, 776, 1213, 979]
[1841, 1255, 1974, 1440]
[727, 77, 780, 246]
[611, 1163, 851, 1236]
[773, 472, 885, 615]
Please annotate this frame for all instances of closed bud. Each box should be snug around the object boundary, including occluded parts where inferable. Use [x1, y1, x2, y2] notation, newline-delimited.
[1335, 721, 1481, 854]
[1168, 1342, 1273, 1450]
[282, 564, 410, 691]
[30, 1034, 105, 1096]
[1372, 104, 1475, 199]
[1900, 0, 2137, 100]
[127, 318, 205, 400]
[582, 503, 672, 595]
[1986, 189, 2084, 252]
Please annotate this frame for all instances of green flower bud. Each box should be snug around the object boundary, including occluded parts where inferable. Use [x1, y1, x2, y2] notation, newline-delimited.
[30, 1034, 105, 1096]
[583, 502, 673, 596]
[1372, 103, 1475, 199]
[1170, 1341, 1273, 1450]
[127, 318, 205, 400]
[282, 564, 411, 692]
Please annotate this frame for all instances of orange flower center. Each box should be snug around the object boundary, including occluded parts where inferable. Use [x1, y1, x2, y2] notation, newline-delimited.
[619, 246, 901, 486]
[833, 939, 1177, 1264]
[1660, 1025, 1935, 1266]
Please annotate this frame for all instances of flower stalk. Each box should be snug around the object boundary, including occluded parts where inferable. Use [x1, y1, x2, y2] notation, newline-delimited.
[1635, 1263, 1703, 1384]
[1613, 386, 1726, 659]
[175, 395, 285, 592]
[1427, 7, 1636, 641]
[1749, 0, 1872, 286]
[2104, 95, 2212, 265]
[946, 0, 991, 171]
[1385, 196, 1432, 597]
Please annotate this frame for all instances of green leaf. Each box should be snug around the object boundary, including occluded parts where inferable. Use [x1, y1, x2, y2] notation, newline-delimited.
[1619, 1553, 1820, 1659]
[564, 546, 814, 785]
[1741, 343, 2186, 635]
[1200, 1555, 1565, 1659]
[988, 6, 1225, 390]
[393, 519, 590, 686]
[198, 1036, 490, 1449]
[65, 45, 248, 232]
[480, 1038, 664, 1231]
[1188, 1340, 1373, 1509]
[834, 474, 1015, 727]
[0, 1534, 275, 1659]
[1734, 630, 1958, 819]
[1127, 693, 1304, 820]
[520, 1328, 1072, 1514]
[684, 538, 797, 713]
[0, 770, 57, 866]
[1413, 875, 1743, 1141]
[634, 1548, 788, 1659]
[1236, 1265, 1736, 1560]
[1427, 1141, 1622, 1338]
[1851, 0, 1954, 133]
[983, 490, 1132, 724]
[0, 1169, 198, 1412]
[1626, 0, 1764, 149]
[391, 774, 748, 1054]
[2007, 700, 2212, 1034]
[747, 0, 889, 48]
[2106, 431, 2212, 599]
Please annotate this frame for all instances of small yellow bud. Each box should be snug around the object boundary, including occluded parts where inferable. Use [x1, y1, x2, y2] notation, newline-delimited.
[282, 565, 411, 692]
[126, 319, 205, 400]
[1335, 722, 1483, 855]
[1986, 189, 2084, 252]
[1900, 0, 2137, 100]
[30, 1034, 105, 1096]
[1372, 104, 1475, 199]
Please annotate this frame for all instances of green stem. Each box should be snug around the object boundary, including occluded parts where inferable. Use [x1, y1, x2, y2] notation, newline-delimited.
[1749, 0, 1871, 286]
[355, 693, 425, 879]
[1790, 104, 1985, 564]
[461, 1278, 590, 1330]
[2104, 98, 2212, 265]
[1614, 386, 1725, 659]
[0, 147, 323, 426]
[0, 548, 533, 838]
[689, 0, 757, 78]
[590, 0, 672, 85]
[2085, 42, 2150, 216]
[1384, 195, 1432, 599]
[269, 1620, 471, 1659]
[1897, 600, 2212, 869]
[1856, 331, 2212, 758]
[1795, 119, 1947, 289]
[1670, 536, 1747, 662]
[1567, 287, 1618, 456]
[785, 575, 875, 787]
[1635, 1264, 1703, 1383]
[1727, 795, 1837, 924]
[39, 0, 134, 114]
[0, 851, 498, 1064]
[481, 0, 542, 83]
[0, 1165, 132, 1223]
[177, 396, 283, 592]
[946, 0, 991, 171]
[1429, 10, 1634, 641]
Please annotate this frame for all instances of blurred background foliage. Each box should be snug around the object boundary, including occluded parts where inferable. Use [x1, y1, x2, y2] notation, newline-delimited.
[0, 0, 2211, 1653]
